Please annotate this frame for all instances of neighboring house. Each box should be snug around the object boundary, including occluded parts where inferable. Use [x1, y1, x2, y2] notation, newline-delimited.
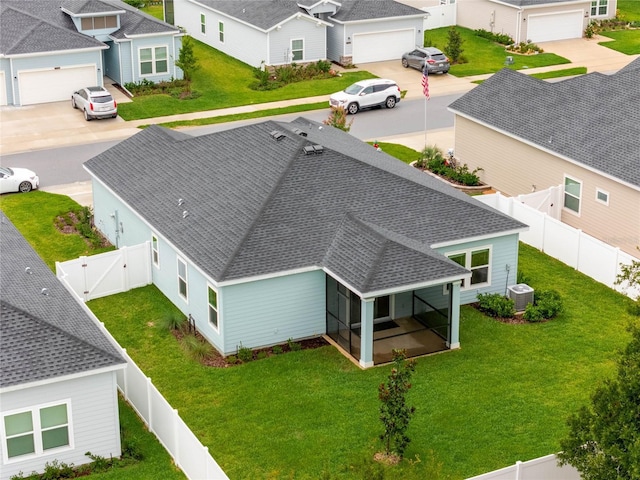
[0, 0, 183, 106]
[0, 215, 126, 480]
[448, 58, 640, 258]
[84, 118, 526, 368]
[400, 0, 616, 43]
[168, 0, 427, 67]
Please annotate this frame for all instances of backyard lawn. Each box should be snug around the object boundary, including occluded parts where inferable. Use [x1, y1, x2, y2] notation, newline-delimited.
[618, 0, 640, 20]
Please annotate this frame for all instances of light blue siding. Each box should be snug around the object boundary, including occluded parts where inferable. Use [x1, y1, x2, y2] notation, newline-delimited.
[221, 271, 326, 354]
[0, 373, 120, 480]
[268, 20, 326, 66]
[128, 35, 183, 83]
[0, 59, 12, 104]
[435, 233, 520, 304]
[103, 41, 122, 84]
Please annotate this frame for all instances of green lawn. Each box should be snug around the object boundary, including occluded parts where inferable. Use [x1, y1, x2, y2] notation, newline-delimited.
[618, 0, 640, 21]
[117, 39, 373, 121]
[599, 29, 640, 54]
[424, 27, 571, 76]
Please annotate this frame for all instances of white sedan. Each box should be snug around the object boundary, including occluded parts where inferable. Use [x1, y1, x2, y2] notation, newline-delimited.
[0, 166, 39, 193]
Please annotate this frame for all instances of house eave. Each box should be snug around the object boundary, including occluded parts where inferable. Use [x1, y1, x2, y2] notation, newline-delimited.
[330, 13, 426, 25]
[430, 227, 528, 249]
[449, 109, 640, 192]
[2, 46, 108, 58]
[0, 363, 125, 394]
[361, 273, 471, 299]
[60, 7, 127, 17]
[123, 31, 181, 39]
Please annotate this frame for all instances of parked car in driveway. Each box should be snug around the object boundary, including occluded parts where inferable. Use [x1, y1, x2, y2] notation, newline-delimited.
[329, 79, 401, 114]
[71, 86, 118, 121]
[402, 47, 450, 74]
[0, 167, 39, 193]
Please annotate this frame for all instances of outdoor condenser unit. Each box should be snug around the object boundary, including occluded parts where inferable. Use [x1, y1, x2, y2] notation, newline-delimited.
[507, 284, 535, 312]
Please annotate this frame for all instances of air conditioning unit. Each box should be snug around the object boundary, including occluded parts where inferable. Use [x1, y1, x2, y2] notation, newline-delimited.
[507, 284, 534, 312]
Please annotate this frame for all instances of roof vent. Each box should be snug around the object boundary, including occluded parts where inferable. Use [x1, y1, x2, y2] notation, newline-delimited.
[182, 210, 189, 219]
[25, 267, 32, 275]
[292, 127, 307, 137]
[41, 288, 49, 296]
[303, 144, 324, 155]
[270, 130, 285, 141]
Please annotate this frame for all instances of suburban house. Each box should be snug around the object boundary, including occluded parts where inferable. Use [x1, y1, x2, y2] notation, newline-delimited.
[0, 215, 126, 480]
[448, 58, 640, 258]
[168, 0, 427, 66]
[0, 0, 183, 106]
[400, 0, 616, 43]
[84, 118, 527, 368]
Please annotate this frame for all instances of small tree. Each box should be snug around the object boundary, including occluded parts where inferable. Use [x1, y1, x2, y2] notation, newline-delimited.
[557, 324, 640, 479]
[323, 106, 353, 132]
[175, 35, 200, 84]
[444, 26, 464, 64]
[378, 349, 417, 460]
[615, 249, 640, 314]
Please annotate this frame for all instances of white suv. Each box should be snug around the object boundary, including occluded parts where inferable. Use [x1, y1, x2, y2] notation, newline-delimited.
[329, 79, 401, 114]
[71, 86, 118, 121]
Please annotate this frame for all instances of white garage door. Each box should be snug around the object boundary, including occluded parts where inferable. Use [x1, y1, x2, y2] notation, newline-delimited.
[18, 65, 96, 105]
[528, 11, 584, 43]
[0, 71, 6, 106]
[353, 29, 415, 64]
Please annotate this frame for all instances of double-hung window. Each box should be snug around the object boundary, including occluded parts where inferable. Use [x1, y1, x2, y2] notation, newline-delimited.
[447, 247, 491, 289]
[3, 402, 71, 461]
[200, 14, 206, 34]
[563, 175, 582, 215]
[291, 39, 303, 62]
[219, 22, 224, 43]
[140, 46, 168, 76]
[177, 257, 188, 300]
[591, 0, 608, 16]
[208, 285, 218, 330]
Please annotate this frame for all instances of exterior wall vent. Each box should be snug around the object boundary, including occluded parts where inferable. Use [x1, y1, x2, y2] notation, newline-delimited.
[507, 284, 534, 312]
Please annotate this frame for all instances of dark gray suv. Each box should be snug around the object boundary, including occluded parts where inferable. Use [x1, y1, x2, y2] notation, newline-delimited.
[401, 47, 450, 74]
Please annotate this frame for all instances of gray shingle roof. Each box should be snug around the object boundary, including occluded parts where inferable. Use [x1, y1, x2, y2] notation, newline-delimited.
[449, 64, 640, 188]
[84, 119, 525, 295]
[329, 0, 425, 21]
[0, 215, 126, 389]
[0, 0, 178, 56]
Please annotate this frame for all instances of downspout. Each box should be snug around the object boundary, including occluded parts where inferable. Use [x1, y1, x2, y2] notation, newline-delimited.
[516, 9, 522, 43]
[130, 40, 134, 83]
[10, 57, 16, 105]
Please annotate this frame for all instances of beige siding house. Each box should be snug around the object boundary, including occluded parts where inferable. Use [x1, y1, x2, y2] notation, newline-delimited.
[449, 59, 640, 257]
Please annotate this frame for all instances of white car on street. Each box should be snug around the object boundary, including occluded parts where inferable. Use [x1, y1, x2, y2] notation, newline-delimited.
[71, 86, 118, 121]
[329, 78, 401, 115]
[0, 166, 39, 193]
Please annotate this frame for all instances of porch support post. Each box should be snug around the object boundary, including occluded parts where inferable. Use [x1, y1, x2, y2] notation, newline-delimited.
[448, 280, 461, 349]
[359, 298, 375, 368]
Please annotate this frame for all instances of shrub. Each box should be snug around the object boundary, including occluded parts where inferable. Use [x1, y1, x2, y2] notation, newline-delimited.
[287, 338, 302, 351]
[41, 460, 75, 480]
[523, 289, 563, 322]
[226, 354, 238, 364]
[477, 293, 516, 318]
[182, 334, 213, 360]
[474, 29, 514, 46]
[159, 311, 186, 331]
[444, 26, 464, 64]
[272, 345, 283, 354]
[256, 350, 268, 360]
[237, 342, 254, 362]
[506, 41, 544, 54]
[517, 270, 531, 285]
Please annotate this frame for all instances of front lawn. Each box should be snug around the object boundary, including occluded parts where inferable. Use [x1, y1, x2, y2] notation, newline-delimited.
[424, 27, 571, 76]
[618, 0, 640, 21]
[599, 29, 640, 54]
[117, 39, 373, 121]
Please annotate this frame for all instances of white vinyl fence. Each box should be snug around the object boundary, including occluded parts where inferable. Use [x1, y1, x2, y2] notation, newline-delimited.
[57, 274, 230, 480]
[477, 192, 640, 299]
[466, 454, 580, 480]
[56, 242, 152, 302]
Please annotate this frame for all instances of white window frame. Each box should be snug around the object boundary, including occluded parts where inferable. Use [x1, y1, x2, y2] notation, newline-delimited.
[2, 400, 73, 463]
[151, 234, 160, 267]
[218, 21, 224, 43]
[177, 257, 188, 301]
[591, 0, 608, 16]
[563, 175, 582, 216]
[446, 246, 492, 290]
[291, 38, 304, 62]
[139, 46, 169, 76]
[595, 188, 609, 206]
[200, 13, 206, 35]
[207, 284, 219, 332]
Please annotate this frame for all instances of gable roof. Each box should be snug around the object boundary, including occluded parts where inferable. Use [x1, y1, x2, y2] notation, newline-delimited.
[84, 119, 525, 296]
[449, 65, 640, 189]
[329, 0, 425, 21]
[0, 0, 178, 56]
[0, 215, 126, 390]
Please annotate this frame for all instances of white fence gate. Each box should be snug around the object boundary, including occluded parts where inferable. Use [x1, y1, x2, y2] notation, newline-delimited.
[476, 192, 639, 299]
[56, 242, 152, 302]
[423, 4, 456, 30]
